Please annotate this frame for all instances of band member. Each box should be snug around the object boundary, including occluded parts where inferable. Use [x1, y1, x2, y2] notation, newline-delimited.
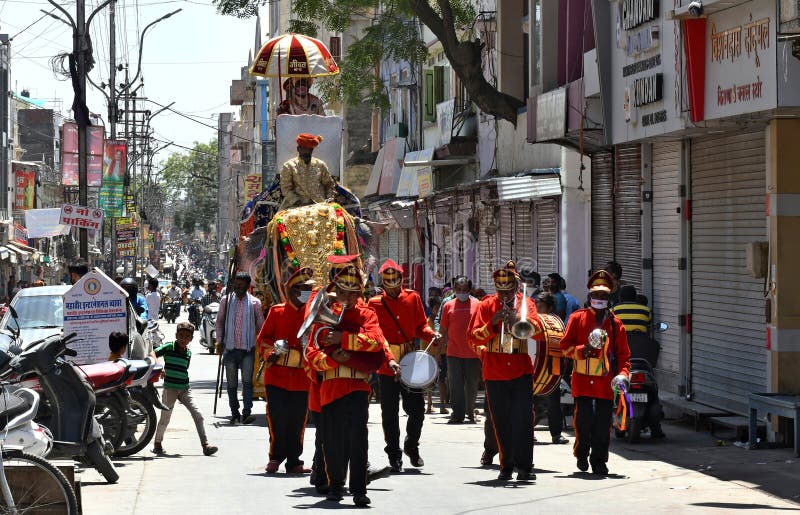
[559, 270, 631, 475]
[368, 259, 441, 472]
[256, 267, 315, 474]
[468, 260, 540, 481]
[280, 133, 337, 209]
[305, 262, 399, 507]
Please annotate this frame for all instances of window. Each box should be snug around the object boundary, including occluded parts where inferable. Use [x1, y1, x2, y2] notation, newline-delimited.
[424, 66, 446, 122]
[329, 36, 341, 61]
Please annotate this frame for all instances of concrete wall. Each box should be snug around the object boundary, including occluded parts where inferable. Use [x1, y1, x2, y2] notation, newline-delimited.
[559, 147, 592, 300]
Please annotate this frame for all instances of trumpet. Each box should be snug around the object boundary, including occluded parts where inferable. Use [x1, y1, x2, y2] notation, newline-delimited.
[511, 284, 534, 340]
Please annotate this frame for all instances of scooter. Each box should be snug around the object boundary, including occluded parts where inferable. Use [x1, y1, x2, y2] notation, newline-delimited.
[199, 302, 219, 354]
[0, 387, 53, 458]
[0, 332, 119, 483]
[615, 323, 668, 443]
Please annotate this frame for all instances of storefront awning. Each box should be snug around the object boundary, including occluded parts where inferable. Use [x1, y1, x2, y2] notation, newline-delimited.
[1, 247, 17, 264]
[6, 242, 36, 262]
[494, 170, 562, 201]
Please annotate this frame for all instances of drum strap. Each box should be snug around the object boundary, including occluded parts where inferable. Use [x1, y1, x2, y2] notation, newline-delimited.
[381, 296, 413, 343]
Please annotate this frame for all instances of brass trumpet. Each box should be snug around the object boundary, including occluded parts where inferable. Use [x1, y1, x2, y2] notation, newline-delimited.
[511, 284, 534, 340]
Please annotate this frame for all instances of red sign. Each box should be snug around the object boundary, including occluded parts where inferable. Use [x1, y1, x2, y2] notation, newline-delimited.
[102, 140, 127, 184]
[13, 224, 28, 245]
[12, 163, 36, 211]
[62, 123, 104, 186]
[60, 203, 104, 231]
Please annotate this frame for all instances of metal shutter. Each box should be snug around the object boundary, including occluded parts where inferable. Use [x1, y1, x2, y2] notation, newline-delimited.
[388, 227, 401, 264]
[592, 151, 615, 272]
[535, 199, 559, 276]
[479, 205, 497, 290]
[651, 141, 682, 385]
[499, 203, 514, 263]
[690, 130, 766, 414]
[614, 144, 642, 290]
[514, 202, 534, 273]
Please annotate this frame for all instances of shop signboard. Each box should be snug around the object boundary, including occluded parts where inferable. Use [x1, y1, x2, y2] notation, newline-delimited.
[63, 269, 127, 364]
[59, 204, 104, 231]
[116, 227, 137, 258]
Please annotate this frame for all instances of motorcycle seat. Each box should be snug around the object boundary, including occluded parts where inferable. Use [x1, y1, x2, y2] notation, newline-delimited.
[0, 393, 28, 430]
[80, 361, 131, 389]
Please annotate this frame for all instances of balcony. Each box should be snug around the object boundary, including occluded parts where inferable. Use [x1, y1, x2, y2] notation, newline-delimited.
[527, 79, 605, 152]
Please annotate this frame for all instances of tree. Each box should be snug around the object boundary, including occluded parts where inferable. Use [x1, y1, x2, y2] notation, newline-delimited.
[212, 0, 525, 125]
[160, 140, 218, 235]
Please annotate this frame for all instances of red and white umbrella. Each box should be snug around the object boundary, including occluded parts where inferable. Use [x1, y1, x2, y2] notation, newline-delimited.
[250, 33, 340, 78]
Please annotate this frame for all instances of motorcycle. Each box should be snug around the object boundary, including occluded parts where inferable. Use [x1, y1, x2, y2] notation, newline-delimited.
[188, 299, 201, 328]
[199, 302, 219, 354]
[0, 332, 120, 483]
[615, 322, 668, 443]
[162, 300, 180, 324]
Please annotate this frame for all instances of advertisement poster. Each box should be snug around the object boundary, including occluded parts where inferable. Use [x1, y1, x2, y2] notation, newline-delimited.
[13, 224, 28, 245]
[103, 140, 127, 184]
[63, 269, 128, 364]
[99, 184, 124, 218]
[62, 123, 105, 186]
[116, 227, 137, 258]
[13, 164, 36, 210]
[245, 174, 262, 200]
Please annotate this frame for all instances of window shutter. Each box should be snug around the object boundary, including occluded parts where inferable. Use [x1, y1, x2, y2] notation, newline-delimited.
[424, 69, 435, 122]
[329, 36, 341, 61]
[433, 66, 445, 105]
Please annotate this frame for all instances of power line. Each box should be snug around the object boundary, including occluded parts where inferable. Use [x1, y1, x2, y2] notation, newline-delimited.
[146, 98, 262, 147]
[8, 7, 58, 41]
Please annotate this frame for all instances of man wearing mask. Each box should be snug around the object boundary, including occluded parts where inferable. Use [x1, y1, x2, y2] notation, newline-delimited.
[468, 261, 541, 481]
[257, 267, 315, 474]
[560, 270, 631, 475]
[368, 259, 441, 472]
[217, 272, 265, 425]
[280, 133, 337, 209]
[440, 276, 481, 424]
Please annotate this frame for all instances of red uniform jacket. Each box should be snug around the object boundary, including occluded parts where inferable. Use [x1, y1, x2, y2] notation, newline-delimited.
[304, 294, 387, 407]
[559, 308, 631, 400]
[368, 290, 437, 377]
[256, 302, 311, 392]
[468, 293, 539, 381]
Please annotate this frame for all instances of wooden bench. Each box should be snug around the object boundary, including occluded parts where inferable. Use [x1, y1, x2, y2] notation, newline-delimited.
[748, 393, 800, 456]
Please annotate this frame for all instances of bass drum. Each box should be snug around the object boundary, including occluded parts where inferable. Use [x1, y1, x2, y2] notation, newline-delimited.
[399, 351, 438, 390]
[530, 313, 567, 397]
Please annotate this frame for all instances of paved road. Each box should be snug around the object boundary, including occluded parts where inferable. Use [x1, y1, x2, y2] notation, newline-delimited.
[81, 312, 800, 513]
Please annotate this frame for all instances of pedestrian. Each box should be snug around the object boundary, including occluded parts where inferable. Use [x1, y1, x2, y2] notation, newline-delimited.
[425, 294, 445, 414]
[368, 259, 441, 472]
[604, 261, 625, 306]
[305, 260, 398, 507]
[108, 331, 127, 361]
[256, 267, 315, 474]
[440, 276, 481, 425]
[216, 272, 265, 425]
[559, 270, 630, 475]
[544, 274, 567, 321]
[520, 270, 541, 298]
[468, 260, 539, 481]
[67, 259, 88, 285]
[612, 285, 652, 333]
[557, 275, 581, 320]
[152, 321, 218, 456]
[534, 292, 569, 445]
[145, 277, 161, 322]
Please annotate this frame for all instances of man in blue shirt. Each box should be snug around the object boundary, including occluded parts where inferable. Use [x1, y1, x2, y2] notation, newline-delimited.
[550, 274, 581, 320]
[121, 277, 148, 320]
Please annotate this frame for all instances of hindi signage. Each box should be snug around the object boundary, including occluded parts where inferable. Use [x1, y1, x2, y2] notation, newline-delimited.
[60, 204, 104, 231]
[63, 269, 128, 364]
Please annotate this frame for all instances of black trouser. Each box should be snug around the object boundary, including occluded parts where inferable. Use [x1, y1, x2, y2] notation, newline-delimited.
[546, 387, 563, 438]
[447, 357, 482, 422]
[483, 393, 497, 453]
[265, 386, 308, 468]
[573, 396, 613, 465]
[379, 375, 424, 459]
[310, 410, 327, 488]
[485, 374, 534, 473]
[322, 391, 369, 495]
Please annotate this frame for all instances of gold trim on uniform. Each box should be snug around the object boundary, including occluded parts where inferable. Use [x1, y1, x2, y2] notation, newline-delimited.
[321, 365, 370, 381]
[485, 336, 528, 354]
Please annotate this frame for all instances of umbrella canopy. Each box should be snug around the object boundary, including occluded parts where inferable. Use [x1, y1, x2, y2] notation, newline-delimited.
[250, 33, 340, 78]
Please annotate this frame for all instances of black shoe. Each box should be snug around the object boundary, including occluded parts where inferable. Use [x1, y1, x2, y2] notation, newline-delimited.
[315, 484, 330, 495]
[552, 435, 569, 444]
[326, 487, 344, 501]
[229, 413, 240, 425]
[577, 457, 589, 472]
[446, 418, 463, 425]
[404, 447, 424, 467]
[353, 494, 371, 507]
[517, 469, 536, 481]
[480, 450, 496, 466]
[389, 457, 403, 473]
[497, 469, 513, 481]
[367, 465, 391, 484]
[241, 413, 255, 425]
[591, 462, 609, 476]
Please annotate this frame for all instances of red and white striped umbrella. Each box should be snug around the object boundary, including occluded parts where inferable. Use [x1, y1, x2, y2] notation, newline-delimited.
[250, 33, 340, 78]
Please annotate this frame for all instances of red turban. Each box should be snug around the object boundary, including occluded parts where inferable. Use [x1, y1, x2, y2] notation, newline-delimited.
[297, 133, 323, 149]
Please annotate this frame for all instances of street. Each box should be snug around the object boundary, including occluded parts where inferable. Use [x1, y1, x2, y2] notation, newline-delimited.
[79, 313, 800, 514]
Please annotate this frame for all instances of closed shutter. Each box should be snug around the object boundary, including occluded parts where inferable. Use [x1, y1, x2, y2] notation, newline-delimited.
[388, 228, 401, 264]
[615, 144, 642, 290]
[651, 141, 682, 385]
[535, 199, 559, 276]
[499, 203, 514, 264]
[479, 203, 497, 290]
[690, 130, 766, 414]
[514, 202, 534, 273]
[592, 151, 615, 272]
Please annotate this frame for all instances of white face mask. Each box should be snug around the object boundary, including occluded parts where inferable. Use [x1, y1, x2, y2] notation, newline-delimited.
[298, 290, 312, 304]
[591, 299, 609, 310]
[456, 293, 470, 302]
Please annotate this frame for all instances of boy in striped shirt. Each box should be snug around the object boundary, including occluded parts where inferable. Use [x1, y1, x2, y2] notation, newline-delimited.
[153, 321, 218, 456]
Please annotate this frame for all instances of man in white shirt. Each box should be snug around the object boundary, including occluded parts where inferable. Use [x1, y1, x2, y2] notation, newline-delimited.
[145, 278, 162, 321]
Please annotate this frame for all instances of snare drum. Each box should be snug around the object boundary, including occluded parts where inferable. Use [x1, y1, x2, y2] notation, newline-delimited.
[399, 351, 438, 390]
[531, 313, 566, 396]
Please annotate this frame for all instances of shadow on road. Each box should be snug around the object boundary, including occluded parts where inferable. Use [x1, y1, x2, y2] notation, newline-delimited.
[691, 502, 799, 510]
[464, 479, 534, 488]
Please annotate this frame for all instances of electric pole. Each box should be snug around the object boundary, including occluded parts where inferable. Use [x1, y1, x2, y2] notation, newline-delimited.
[0, 35, 9, 217]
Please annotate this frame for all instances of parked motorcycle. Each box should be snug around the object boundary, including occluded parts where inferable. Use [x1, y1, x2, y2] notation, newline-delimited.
[0, 332, 119, 483]
[199, 302, 219, 354]
[615, 322, 668, 443]
[80, 360, 139, 453]
[162, 301, 180, 324]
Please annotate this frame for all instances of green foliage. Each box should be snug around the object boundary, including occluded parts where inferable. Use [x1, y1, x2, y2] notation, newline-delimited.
[159, 140, 218, 235]
[212, 0, 265, 18]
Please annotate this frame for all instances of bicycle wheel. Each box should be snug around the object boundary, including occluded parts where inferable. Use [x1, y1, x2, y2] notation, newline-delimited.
[0, 451, 78, 514]
[113, 391, 157, 457]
